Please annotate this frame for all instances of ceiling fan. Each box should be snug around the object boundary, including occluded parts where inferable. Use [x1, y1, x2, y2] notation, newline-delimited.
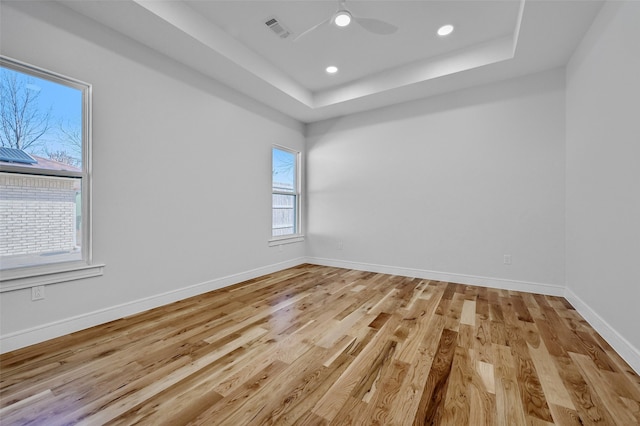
[294, 0, 398, 42]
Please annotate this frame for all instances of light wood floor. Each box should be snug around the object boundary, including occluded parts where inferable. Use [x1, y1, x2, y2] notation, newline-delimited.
[1, 265, 639, 425]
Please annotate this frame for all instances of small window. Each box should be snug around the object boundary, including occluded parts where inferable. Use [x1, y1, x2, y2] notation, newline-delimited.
[272, 146, 301, 239]
[0, 56, 101, 289]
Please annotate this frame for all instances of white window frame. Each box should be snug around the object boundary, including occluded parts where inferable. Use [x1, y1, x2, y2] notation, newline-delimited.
[0, 56, 103, 292]
[269, 145, 304, 246]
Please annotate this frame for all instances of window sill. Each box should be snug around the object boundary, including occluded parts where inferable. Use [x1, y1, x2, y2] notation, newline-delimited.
[0, 263, 105, 292]
[268, 235, 305, 247]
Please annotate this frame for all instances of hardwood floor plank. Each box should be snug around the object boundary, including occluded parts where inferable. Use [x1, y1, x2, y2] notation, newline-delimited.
[468, 383, 496, 426]
[476, 288, 490, 321]
[412, 328, 458, 425]
[385, 313, 445, 425]
[0, 389, 55, 425]
[534, 314, 568, 358]
[510, 295, 534, 323]
[350, 340, 398, 402]
[368, 312, 392, 330]
[507, 324, 554, 423]
[1, 264, 638, 425]
[590, 329, 640, 390]
[311, 314, 401, 421]
[620, 397, 640, 424]
[212, 345, 337, 425]
[474, 318, 493, 364]
[494, 344, 528, 426]
[570, 352, 638, 426]
[600, 369, 640, 401]
[444, 292, 465, 332]
[357, 359, 410, 424]
[187, 360, 290, 425]
[553, 355, 617, 425]
[548, 403, 584, 426]
[441, 346, 472, 425]
[209, 345, 280, 397]
[292, 411, 329, 426]
[527, 338, 576, 410]
[104, 372, 224, 425]
[460, 300, 477, 326]
[476, 360, 495, 394]
[323, 335, 358, 368]
[572, 329, 618, 372]
[490, 318, 508, 347]
[395, 295, 442, 363]
[538, 306, 586, 356]
[276, 350, 355, 425]
[489, 300, 504, 322]
[326, 396, 367, 425]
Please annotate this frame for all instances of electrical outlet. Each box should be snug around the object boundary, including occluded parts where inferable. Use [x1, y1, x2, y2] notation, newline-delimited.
[337, 241, 344, 250]
[32, 285, 45, 301]
[504, 254, 512, 265]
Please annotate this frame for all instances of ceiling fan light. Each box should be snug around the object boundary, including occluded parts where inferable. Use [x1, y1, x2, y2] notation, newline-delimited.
[334, 11, 352, 27]
[437, 24, 454, 37]
[326, 66, 339, 74]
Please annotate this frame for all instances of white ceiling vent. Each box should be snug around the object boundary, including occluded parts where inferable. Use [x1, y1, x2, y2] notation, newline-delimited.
[264, 16, 292, 39]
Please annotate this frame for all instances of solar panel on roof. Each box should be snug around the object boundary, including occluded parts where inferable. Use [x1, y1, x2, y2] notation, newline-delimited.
[0, 147, 38, 164]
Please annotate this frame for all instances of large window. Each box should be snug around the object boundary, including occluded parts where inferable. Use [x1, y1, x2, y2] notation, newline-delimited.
[0, 57, 101, 290]
[271, 146, 301, 240]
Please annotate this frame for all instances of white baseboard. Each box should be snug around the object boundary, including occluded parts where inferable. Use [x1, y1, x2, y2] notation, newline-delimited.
[0, 257, 306, 354]
[305, 257, 565, 296]
[564, 288, 640, 374]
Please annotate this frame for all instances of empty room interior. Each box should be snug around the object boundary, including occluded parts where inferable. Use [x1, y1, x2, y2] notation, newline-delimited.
[0, 0, 639, 425]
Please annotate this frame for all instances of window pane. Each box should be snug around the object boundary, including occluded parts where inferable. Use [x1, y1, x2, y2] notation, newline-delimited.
[272, 148, 295, 193]
[1, 59, 88, 273]
[271, 146, 299, 238]
[0, 172, 82, 269]
[0, 66, 83, 169]
[272, 194, 296, 237]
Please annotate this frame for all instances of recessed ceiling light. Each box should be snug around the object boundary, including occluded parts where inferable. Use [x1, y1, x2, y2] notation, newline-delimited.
[326, 66, 338, 74]
[437, 24, 454, 37]
[334, 11, 352, 27]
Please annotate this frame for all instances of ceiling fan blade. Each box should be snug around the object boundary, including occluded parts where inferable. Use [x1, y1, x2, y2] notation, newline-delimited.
[354, 16, 398, 35]
[293, 16, 332, 42]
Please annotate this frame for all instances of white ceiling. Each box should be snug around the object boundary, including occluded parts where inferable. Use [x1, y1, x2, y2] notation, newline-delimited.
[60, 0, 603, 123]
[186, 1, 522, 91]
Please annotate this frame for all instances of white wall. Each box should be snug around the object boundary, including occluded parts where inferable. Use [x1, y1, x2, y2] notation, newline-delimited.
[0, 1, 305, 351]
[306, 69, 566, 292]
[566, 1, 640, 357]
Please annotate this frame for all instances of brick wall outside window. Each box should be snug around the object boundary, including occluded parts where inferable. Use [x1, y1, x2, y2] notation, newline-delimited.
[0, 173, 80, 256]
